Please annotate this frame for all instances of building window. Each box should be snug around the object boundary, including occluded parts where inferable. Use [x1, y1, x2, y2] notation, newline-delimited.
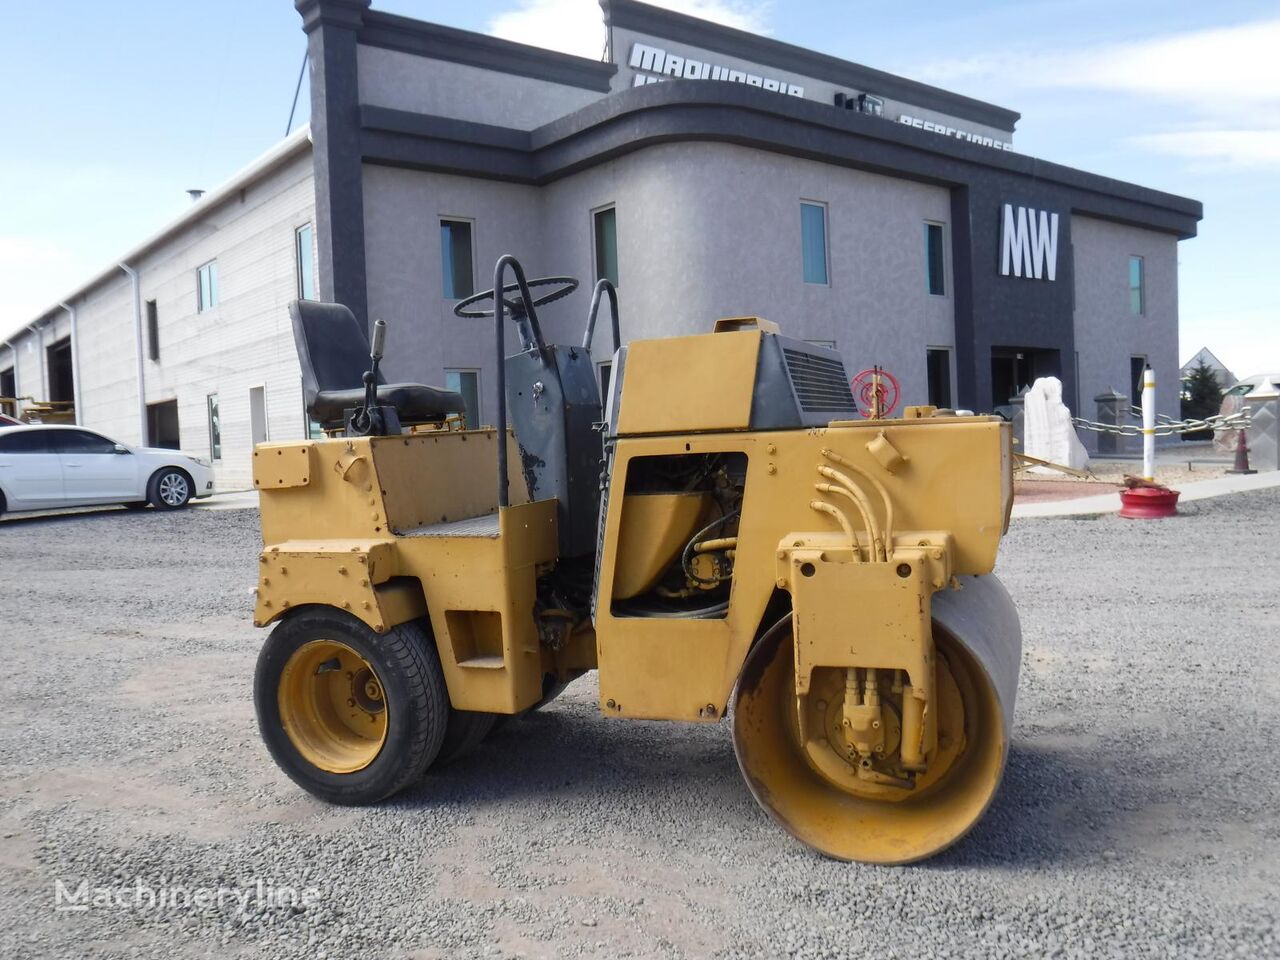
[926, 348, 953, 408]
[1128, 256, 1144, 315]
[146, 300, 160, 361]
[249, 385, 269, 446]
[1130, 356, 1148, 410]
[445, 369, 480, 428]
[925, 222, 946, 296]
[593, 206, 619, 286]
[598, 361, 612, 403]
[197, 260, 218, 312]
[800, 202, 828, 285]
[296, 223, 316, 301]
[207, 393, 221, 461]
[440, 219, 475, 300]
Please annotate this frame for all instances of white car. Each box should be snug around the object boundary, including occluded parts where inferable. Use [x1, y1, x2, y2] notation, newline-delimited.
[0, 424, 213, 516]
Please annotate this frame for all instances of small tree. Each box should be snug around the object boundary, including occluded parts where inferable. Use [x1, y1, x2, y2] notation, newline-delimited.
[1180, 359, 1222, 439]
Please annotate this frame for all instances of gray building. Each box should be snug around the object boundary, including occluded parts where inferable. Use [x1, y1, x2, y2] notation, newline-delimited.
[2, 0, 1201, 488]
[303, 0, 1199, 430]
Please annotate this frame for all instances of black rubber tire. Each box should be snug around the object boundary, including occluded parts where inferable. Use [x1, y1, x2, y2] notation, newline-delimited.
[435, 709, 497, 765]
[530, 678, 570, 712]
[483, 674, 570, 740]
[147, 468, 193, 509]
[254, 610, 449, 805]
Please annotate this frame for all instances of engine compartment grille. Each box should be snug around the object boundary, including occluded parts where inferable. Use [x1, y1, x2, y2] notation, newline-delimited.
[783, 348, 857, 413]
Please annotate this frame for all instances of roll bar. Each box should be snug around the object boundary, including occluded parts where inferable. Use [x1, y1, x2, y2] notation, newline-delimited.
[493, 255, 542, 507]
[581, 279, 620, 354]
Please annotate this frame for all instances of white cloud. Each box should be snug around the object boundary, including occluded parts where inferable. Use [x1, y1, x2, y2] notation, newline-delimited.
[0, 236, 84, 326]
[1062, 19, 1280, 109]
[921, 19, 1280, 105]
[487, 0, 770, 60]
[917, 18, 1280, 170]
[1129, 129, 1280, 170]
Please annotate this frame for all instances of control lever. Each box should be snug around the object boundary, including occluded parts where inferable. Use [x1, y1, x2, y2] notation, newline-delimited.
[348, 319, 400, 437]
[362, 319, 387, 416]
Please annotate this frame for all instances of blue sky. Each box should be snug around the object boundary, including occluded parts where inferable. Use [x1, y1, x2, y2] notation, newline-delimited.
[2, 0, 1276, 377]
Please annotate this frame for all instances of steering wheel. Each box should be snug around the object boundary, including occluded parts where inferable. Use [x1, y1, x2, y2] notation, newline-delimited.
[453, 277, 579, 319]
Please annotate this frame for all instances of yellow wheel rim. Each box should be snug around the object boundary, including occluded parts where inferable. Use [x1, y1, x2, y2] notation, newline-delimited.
[278, 639, 388, 774]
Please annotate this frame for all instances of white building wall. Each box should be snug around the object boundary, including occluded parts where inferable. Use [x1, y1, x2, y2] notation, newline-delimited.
[131, 150, 318, 489]
[7, 310, 76, 413]
[8, 145, 317, 492]
[74, 276, 139, 444]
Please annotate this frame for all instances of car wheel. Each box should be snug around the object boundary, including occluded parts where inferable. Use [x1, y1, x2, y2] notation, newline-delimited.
[0, 489, 6, 518]
[148, 468, 192, 509]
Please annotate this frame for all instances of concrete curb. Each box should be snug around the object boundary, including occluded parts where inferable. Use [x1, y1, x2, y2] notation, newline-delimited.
[202, 475, 1280, 520]
[1011, 470, 1280, 519]
[193, 490, 260, 512]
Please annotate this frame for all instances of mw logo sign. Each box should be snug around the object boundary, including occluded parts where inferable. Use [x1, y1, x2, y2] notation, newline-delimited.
[1000, 204, 1059, 281]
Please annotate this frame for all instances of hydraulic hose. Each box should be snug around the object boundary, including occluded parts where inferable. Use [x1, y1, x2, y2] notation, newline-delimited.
[821, 448, 895, 554]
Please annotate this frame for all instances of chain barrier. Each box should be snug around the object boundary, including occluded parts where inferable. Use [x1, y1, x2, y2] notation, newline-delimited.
[1071, 410, 1251, 438]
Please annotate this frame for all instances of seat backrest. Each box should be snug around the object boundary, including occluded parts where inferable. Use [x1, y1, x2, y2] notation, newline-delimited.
[290, 300, 373, 410]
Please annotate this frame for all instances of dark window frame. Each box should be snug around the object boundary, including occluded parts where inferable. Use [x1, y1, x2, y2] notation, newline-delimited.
[207, 393, 222, 461]
[197, 260, 219, 313]
[800, 201, 829, 285]
[925, 222, 946, 296]
[146, 299, 160, 361]
[1130, 355, 1148, 409]
[926, 347, 954, 408]
[1128, 255, 1145, 316]
[444, 368, 480, 428]
[0, 366, 14, 417]
[440, 218, 476, 300]
[295, 223, 317, 301]
[593, 205, 619, 287]
[598, 361, 612, 403]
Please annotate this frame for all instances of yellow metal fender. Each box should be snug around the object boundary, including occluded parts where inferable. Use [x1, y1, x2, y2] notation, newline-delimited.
[253, 539, 427, 634]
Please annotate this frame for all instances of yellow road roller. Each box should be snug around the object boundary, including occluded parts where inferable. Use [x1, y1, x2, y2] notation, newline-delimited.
[251, 255, 1021, 864]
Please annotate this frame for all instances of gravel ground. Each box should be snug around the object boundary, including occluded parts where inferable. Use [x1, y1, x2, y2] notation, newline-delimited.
[0, 492, 1277, 959]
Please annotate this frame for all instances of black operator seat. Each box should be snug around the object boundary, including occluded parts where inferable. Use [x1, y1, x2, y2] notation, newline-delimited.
[290, 300, 463, 428]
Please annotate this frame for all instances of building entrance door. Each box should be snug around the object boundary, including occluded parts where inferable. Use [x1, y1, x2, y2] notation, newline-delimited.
[46, 337, 74, 403]
[0, 366, 15, 416]
[147, 399, 180, 450]
[990, 347, 1061, 409]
